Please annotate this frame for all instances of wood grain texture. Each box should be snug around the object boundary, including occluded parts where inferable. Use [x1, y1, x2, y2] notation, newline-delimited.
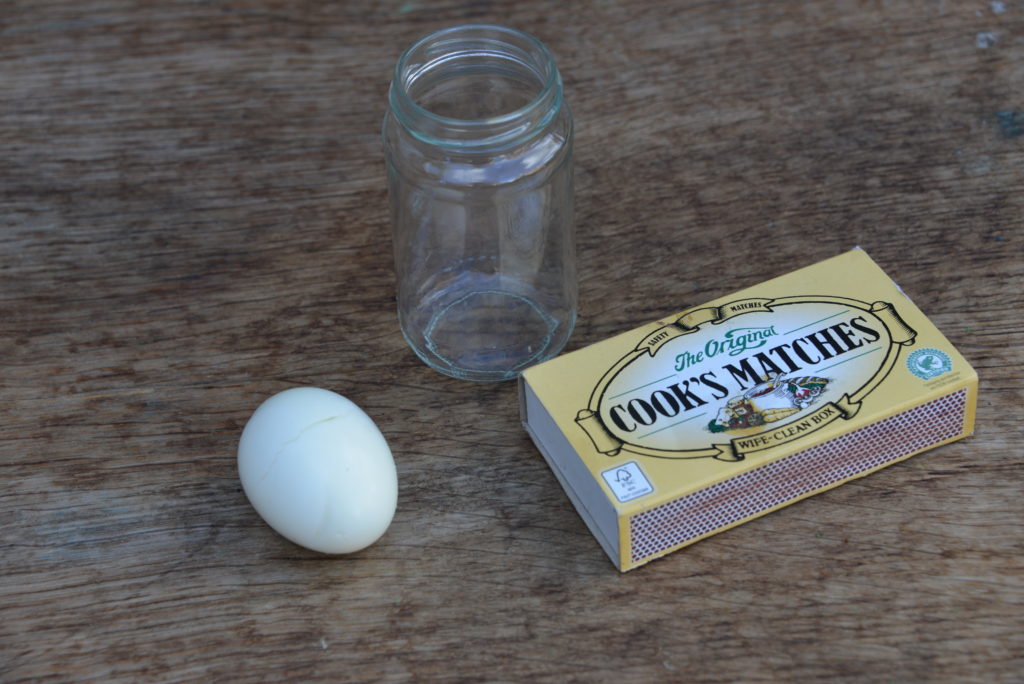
[2, 1, 1021, 681]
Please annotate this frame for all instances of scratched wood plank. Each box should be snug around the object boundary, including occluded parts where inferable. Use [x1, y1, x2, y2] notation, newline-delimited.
[1, 0, 1022, 681]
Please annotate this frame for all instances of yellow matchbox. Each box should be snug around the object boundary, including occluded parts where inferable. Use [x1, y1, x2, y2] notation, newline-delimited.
[520, 249, 978, 571]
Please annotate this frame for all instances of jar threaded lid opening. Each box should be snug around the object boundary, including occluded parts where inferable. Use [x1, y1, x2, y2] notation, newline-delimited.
[388, 25, 563, 150]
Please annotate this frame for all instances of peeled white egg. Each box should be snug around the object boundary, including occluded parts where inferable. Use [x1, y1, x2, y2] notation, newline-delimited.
[237, 387, 397, 554]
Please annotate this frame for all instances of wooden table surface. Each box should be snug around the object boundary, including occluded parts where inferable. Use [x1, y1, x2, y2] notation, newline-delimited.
[3, 1, 1022, 681]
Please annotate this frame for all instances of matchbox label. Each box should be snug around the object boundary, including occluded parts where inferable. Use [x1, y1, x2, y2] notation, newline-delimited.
[575, 297, 918, 462]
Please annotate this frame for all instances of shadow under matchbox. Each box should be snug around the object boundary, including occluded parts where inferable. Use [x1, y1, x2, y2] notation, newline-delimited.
[519, 248, 978, 571]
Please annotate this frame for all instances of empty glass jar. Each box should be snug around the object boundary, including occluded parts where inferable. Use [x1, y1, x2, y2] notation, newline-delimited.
[383, 25, 576, 382]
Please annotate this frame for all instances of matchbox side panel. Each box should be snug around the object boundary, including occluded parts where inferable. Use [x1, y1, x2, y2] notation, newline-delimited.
[628, 389, 970, 567]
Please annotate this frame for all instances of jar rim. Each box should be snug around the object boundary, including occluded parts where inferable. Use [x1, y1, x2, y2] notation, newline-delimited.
[388, 24, 563, 150]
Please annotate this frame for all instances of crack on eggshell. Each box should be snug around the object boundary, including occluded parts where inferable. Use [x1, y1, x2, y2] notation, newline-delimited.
[257, 415, 340, 483]
[312, 492, 336, 542]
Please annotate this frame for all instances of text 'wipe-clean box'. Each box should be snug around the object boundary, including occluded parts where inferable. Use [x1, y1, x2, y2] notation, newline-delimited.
[520, 249, 978, 571]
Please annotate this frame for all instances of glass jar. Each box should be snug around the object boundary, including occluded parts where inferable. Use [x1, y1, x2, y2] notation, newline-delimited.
[383, 25, 576, 382]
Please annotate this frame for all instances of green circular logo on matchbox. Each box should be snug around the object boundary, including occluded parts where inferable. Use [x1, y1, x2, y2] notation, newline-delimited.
[578, 297, 916, 461]
[906, 348, 952, 380]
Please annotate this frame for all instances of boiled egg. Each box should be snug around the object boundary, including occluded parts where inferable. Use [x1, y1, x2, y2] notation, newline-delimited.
[238, 387, 397, 554]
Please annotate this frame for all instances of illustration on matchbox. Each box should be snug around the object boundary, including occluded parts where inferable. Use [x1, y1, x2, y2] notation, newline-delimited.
[708, 372, 831, 433]
[575, 296, 919, 462]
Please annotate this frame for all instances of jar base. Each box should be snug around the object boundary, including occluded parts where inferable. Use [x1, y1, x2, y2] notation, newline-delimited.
[406, 288, 570, 382]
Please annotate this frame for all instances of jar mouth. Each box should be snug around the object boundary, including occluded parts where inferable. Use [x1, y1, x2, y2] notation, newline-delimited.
[388, 25, 563, 150]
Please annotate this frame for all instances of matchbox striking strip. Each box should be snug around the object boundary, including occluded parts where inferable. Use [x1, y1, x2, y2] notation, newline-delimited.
[627, 388, 968, 567]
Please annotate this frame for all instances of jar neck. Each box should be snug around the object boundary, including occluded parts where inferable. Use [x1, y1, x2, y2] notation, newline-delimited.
[388, 25, 564, 152]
